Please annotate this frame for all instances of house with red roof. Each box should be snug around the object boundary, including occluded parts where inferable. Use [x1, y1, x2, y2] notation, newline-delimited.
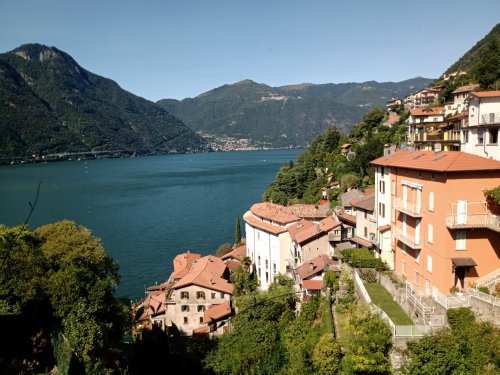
[161, 255, 234, 336]
[296, 254, 340, 297]
[371, 149, 500, 296]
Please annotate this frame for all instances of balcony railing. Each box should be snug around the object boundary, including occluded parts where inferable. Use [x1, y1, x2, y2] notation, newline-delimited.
[446, 212, 500, 232]
[480, 112, 500, 125]
[394, 228, 421, 249]
[394, 197, 423, 217]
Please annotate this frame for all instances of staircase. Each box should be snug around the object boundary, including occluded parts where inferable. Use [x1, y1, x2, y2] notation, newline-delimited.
[474, 268, 500, 288]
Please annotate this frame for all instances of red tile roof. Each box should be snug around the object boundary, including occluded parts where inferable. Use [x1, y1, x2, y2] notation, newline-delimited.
[350, 236, 373, 248]
[225, 259, 241, 272]
[145, 290, 166, 316]
[337, 212, 356, 225]
[378, 224, 391, 232]
[250, 202, 300, 224]
[221, 244, 246, 261]
[243, 212, 287, 234]
[204, 302, 232, 323]
[297, 255, 338, 280]
[384, 115, 400, 125]
[470, 90, 500, 98]
[171, 252, 202, 280]
[286, 204, 326, 220]
[288, 217, 341, 245]
[173, 255, 234, 294]
[371, 150, 500, 172]
[192, 325, 210, 334]
[409, 107, 445, 116]
[302, 279, 324, 290]
[319, 216, 341, 232]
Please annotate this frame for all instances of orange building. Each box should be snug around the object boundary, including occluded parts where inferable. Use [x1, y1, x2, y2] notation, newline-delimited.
[372, 150, 500, 295]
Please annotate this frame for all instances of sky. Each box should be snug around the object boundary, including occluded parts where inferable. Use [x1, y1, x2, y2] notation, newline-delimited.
[0, 0, 499, 101]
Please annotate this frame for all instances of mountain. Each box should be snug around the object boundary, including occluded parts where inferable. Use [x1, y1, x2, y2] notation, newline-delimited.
[444, 23, 500, 75]
[157, 77, 433, 148]
[0, 44, 206, 159]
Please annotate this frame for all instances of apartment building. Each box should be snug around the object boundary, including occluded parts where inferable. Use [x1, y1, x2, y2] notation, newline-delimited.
[371, 150, 500, 296]
[407, 107, 448, 151]
[462, 91, 500, 160]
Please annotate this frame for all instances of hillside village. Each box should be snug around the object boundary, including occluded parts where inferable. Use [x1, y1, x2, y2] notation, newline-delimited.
[135, 76, 500, 363]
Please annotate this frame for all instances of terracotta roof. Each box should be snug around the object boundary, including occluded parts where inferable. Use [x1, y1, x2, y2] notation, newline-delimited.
[302, 279, 324, 290]
[221, 244, 246, 261]
[341, 189, 364, 207]
[192, 325, 210, 334]
[371, 150, 500, 172]
[351, 193, 375, 211]
[378, 224, 391, 232]
[470, 90, 500, 98]
[297, 255, 338, 280]
[337, 212, 356, 225]
[409, 107, 445, 116]
[249, 202, 299, 224]
[171, 252, 202, 280]
[286, 204, 326, 220]
[243, 212, 287, 234]
[384, 115, 400, 125]
[204, 302, 232, 323]
[452, 84, 480, 94]
[145, 290, 166, 316]
[225, 259, 241, 272]
[351, 236, 373, 248]
[319, 216, 341, 232]
[289, 217, 341, 246]
[173, 255, 234, 294]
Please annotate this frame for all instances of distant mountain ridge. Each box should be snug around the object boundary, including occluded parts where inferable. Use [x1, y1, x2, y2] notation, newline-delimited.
[157, 77, 434, 147]
[0, 44, 206, 159]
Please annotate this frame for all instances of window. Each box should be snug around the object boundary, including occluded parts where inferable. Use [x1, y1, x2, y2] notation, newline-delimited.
[381, 167, 385, 177]
[427, 255, 432, 273]
[478, 131, 484, 145]
[196, 291, 205, 299]
[414, 271, 419, 285]
[197, 305, 205, 312]
[364, 211, 367, 219]
[181, 305, 189, 312]
[428, 224, 433, 243]
[183, 317, 188, 324]
[430, 173, 435, 181]
[181, 291, 189, 299]
[489, 129, 498, 144]
[211, 292, 216, 299]
[463, 130, 469, 143]
[273, 263, 276, 274]
[265, 272, 269, 283]
[415, 249, 420, 264]
[379, 180, 385, 194]
[402, 243, 407, 255]
[402, 261, 406, 275]
[428, 192, 434, 211]
[199, 317, 204, 323]
[258, 256, 261, 266]
[220, 292, 225, 299]
[265, 259, 268, 269]
[456, 231, 466, 250]
[379, 203, 385, 218]
[364, 227, 368, 238]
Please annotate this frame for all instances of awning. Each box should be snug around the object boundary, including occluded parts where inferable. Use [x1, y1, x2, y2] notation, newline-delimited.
[378, 224, 391, 232]
[451, 257, 477, 267]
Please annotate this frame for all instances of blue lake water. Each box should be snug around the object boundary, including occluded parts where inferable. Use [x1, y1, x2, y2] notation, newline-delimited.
[0, 149, 302, 299]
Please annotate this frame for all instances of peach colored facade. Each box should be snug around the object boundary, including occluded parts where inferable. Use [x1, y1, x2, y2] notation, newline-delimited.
[372, 151, 500, 295]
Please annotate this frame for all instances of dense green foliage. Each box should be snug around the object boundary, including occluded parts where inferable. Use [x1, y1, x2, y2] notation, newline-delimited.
[401, 308, 499, 374]
[0, 220, 129, 373]
[263, 107, 407, 205]
[484, 186, 500, 206]
[341, 248, 387, 271]
[157, 78, 433, 148]
[235, 214, 242, 245]
[0, 44, 206, 159]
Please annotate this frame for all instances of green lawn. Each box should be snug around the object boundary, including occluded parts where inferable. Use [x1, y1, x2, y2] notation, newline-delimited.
[364, 282, 413, 325]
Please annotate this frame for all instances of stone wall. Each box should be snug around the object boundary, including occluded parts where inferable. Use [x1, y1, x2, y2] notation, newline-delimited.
[469, 294, 500, 326]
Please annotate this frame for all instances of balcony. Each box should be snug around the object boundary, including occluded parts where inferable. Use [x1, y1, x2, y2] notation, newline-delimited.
[394, 228, 421, 249]
[446, 212, 500, 232]
[394, 197, 423, 217]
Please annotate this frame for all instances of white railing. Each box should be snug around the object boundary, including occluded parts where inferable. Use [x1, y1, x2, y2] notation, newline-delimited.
[480, 112, 500, 125]
[354, 270, 371, 303]
[394, 197, 423, 217]
[394, 325, 431, 337]
[432, 288, 470, 309]
[469, 288, 500, 306]
[446, 212, 500, 232]
[474, 268, 500, 288]
[394, 228, 421, 249]
[405, 282, 434, 323]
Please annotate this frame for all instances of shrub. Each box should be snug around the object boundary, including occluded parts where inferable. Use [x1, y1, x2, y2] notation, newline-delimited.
[340, 248, 387, 270]
[358, 269, 378, 283]
[478, 286, 490, 294]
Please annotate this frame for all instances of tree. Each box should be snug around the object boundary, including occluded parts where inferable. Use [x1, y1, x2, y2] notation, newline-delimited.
[215, 243, 233, 258]
[471, 40, 500, 89]
[312, 333, 342, 375]
[230, 266, 258, 296]
[235, 213, 242, 245]
[402, 308, 499, 374]
[340, 173, 361, 191]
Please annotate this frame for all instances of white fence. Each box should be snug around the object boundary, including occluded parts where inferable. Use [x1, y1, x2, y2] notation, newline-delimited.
[432, 287, 470, 309]
[469, 288, 500, 306]
[353, 270, 371, 303]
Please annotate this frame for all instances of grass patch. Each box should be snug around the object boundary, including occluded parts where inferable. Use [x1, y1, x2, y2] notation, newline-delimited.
[334, 306, 353, 348]
[364, 282, 413, 325]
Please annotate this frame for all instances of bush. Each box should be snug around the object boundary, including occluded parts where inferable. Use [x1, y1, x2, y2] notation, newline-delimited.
[340, 248, 387, 270]
[358, 269, 378, 283]
[478, 286, 490, 294]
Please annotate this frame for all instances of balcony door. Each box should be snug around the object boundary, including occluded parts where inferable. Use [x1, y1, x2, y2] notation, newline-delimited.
[457, 200, 468, 225]
[403, 185, 408, 209]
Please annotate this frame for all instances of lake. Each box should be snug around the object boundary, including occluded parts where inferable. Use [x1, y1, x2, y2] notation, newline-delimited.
[0, 149, 302, 299]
